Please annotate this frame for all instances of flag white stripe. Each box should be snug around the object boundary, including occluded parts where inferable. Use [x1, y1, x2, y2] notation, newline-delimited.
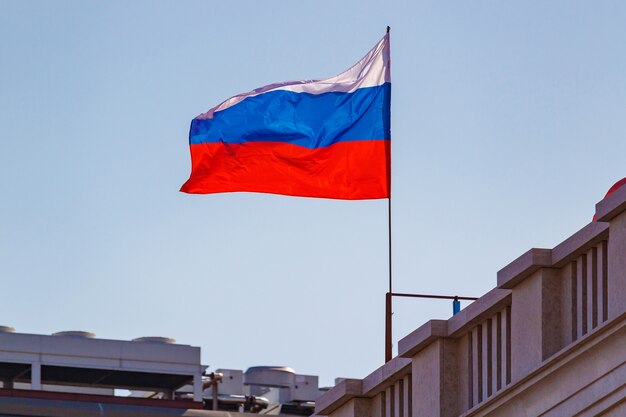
[197, 34, 390, 120]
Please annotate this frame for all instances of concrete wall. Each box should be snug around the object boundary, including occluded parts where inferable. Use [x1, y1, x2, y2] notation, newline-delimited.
[315, 187, 626, 417]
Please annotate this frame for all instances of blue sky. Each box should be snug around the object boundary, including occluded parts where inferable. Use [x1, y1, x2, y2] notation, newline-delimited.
[1, 1, 625, 386]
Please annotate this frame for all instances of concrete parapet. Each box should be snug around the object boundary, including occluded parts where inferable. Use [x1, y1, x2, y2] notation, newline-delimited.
[362, 356, 411, 395]
[318, 187, 626, 417]
[314, 379, 362, 416]
[447, 289, 511, 337]
[497, 249, 552, 289]
[398, 320, 447, 358]
[596, 182, 626, 222]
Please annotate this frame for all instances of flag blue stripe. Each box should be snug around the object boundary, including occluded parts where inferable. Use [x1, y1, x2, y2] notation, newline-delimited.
[190, 83, 391, 149]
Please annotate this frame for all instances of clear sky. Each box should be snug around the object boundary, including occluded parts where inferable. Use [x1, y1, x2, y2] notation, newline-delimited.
[1, 1, 625, 387]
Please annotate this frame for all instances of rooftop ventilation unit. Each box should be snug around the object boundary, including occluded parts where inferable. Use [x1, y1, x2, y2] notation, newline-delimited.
[292, 375, 320, 402]
[131, 336, 176, 344]
[211, 369, 244, 396]
[244, 366, 295, 387]
[0, 326, 15, 333]
[51, 331, 95, 338]
[245, 366, 296, 404]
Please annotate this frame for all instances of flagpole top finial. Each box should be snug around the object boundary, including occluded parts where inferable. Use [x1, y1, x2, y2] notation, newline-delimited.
[386, 26, 391, 33]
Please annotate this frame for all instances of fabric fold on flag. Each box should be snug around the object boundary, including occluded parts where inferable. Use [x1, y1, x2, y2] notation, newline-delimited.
[181, 34, 391, 200]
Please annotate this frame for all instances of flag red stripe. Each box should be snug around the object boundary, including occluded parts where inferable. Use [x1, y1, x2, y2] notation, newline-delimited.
[181, 140, 390, 200]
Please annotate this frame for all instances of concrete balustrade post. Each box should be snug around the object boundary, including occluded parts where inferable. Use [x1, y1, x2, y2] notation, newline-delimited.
[508, 268, 562, 382]
[596, 185, 626, 320]
[411, 338, 459, 417]
[606, 212, 626, 320]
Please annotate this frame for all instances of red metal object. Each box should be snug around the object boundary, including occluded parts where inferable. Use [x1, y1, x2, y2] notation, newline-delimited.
[593, 178, 626, 221]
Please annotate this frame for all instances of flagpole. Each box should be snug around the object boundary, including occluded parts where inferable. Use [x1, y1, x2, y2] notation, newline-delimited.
[384, 27, 479, 363]
[383, 25, 393, 363]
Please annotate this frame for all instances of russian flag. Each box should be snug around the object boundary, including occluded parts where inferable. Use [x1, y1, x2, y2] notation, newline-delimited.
[181, 34, 390, 200]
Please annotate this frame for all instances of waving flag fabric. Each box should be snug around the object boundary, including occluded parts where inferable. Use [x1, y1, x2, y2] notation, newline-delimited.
[181, 34, 391, 200]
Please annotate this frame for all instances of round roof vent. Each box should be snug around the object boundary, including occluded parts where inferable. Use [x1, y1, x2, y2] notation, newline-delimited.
[132, 336, 176, 344]
[0, 326, 15, 333]
[245, 366, 296, 387]
[246, 366, 296, 374]
[52, 331, 96, 338]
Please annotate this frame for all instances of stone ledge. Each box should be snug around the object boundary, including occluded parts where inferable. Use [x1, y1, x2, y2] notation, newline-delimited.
[398, 320, 447, 358]
[497, 248, 552, 289]
[448, 288, 511, 337]
[497, 220, 610, 288]
[361, 356, 411, 395]
[314, 378, 362, 416]
[551, 221, 609, 267]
